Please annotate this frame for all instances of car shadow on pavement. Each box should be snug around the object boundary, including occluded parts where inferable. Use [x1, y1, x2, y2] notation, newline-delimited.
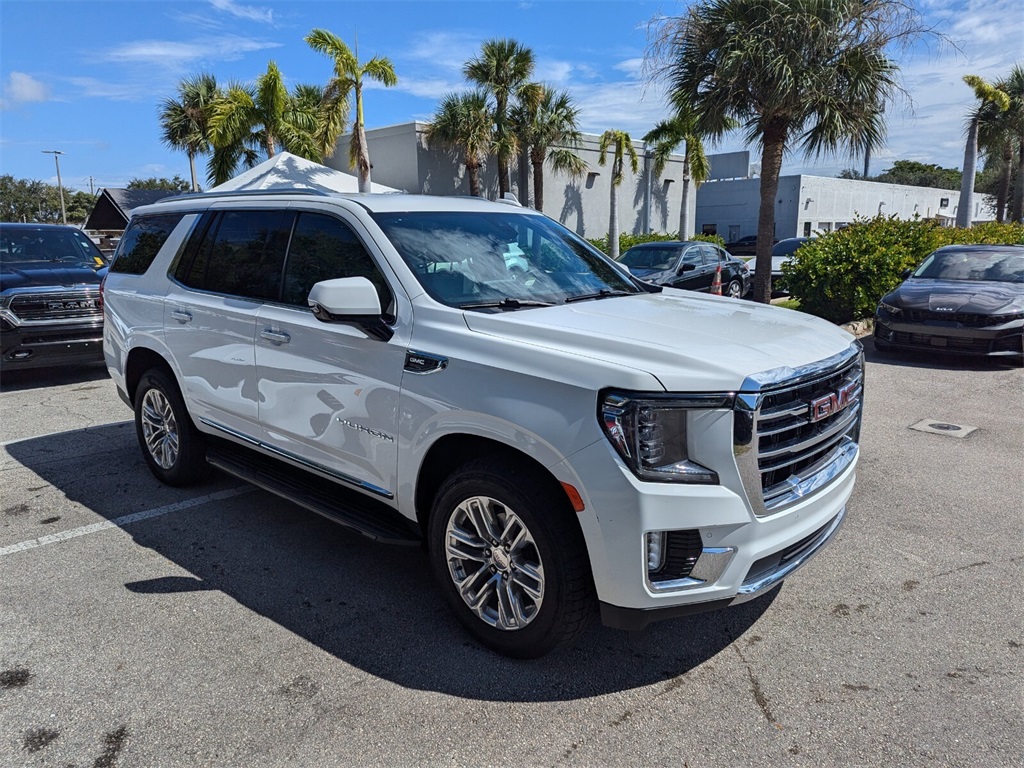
[863, 336, 1023, 371]
[5, 421, 776, 703]
[0, 362, 109, 393]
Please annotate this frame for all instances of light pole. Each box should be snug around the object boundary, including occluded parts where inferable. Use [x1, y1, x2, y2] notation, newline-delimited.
[42, 150, 67, 224]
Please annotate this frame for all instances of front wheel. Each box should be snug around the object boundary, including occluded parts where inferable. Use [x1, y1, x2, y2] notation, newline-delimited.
[427, 458, 596, 658]
[134, 368, 208, 487]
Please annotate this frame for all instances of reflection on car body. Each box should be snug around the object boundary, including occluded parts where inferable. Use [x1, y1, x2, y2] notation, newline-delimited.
[616, 241, 750, 298]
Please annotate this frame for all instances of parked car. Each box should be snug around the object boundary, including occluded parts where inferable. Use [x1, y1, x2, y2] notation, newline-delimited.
[874, 244, 1024, 361]
[616, 241, 750, 298]
[725, 235, 778, 257]
[0, 222, 108, 370]
[104, 190, 863, 658]
[745, 237, 812, 294]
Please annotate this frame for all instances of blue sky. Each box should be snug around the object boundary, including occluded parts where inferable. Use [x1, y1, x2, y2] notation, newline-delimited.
[1, 0, 1021, 193]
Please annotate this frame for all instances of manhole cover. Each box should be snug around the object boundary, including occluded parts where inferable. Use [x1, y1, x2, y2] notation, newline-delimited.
[908, 419, 978, 438]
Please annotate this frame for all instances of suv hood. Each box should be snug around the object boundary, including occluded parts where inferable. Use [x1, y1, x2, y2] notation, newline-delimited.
[462, 290, 854, 392]
[1, 264, 106, 292]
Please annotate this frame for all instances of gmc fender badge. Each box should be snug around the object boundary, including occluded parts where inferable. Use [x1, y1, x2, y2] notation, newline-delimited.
[809, 381, 858, 423]
[404, 350, 448, 374]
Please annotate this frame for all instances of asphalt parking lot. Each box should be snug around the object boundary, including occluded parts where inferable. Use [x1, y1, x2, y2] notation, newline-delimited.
[1, 344, 1021, 768]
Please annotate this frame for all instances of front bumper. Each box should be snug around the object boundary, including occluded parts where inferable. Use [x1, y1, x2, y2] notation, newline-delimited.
[874, 313, 1024, 358]
[1, 319, 105, 370]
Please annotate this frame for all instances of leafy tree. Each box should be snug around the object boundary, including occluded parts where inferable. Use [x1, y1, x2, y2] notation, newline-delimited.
[425, 91, 493, 197]
[159, 72, 221, 192]
[653, 0, 919, 303]
[0, 175, 95, 224]
[598, 130, 639, 260]
[956, 74, 1010, 228]
[872, 160, 962, 190]
[208, 61, 324, 185]
[126, 176, 192, 193]
[464, 39, 537, 198]
[644, 102, 728, 238]
[510, 86, 587, 211]
[306, 28, 398, 193]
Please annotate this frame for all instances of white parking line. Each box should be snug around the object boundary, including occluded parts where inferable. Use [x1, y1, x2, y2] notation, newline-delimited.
[0, 487, 254, 557]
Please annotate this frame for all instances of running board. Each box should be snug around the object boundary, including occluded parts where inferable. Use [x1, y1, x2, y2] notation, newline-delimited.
[206, 441, 421, 546]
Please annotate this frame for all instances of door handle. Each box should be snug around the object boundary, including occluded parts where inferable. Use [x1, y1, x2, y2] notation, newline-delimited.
[260, 329, 291, 344]
[170, 310, 192, 323]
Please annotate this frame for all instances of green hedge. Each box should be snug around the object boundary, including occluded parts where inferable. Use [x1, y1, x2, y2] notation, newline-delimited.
[782, 217, 1024, 324]
[586, 231, 726, 255]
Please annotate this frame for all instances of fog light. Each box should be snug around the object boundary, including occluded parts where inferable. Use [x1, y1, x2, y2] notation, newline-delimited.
[646, 531, 666, 573]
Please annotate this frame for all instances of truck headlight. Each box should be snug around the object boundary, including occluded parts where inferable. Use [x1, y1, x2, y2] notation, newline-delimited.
[600, 392, 725, 484]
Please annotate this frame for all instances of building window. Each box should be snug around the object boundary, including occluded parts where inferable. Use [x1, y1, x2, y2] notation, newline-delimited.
[702, 224, 717, 235]
[803, 222, 812, 237]
[817, 222, 833, 232]
[940, 197, 949, 208]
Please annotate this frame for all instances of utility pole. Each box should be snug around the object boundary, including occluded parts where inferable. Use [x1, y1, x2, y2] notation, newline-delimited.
[42, 150, 67, 224]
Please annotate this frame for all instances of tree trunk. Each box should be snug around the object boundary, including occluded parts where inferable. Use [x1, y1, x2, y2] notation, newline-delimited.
[609, 160, 620, 260]
[956, 117, 979, 228]
[996, 142, 1012, 222]
[188, 151, 199, 192]
[517, 148, 530, 207]
[496, 95, 510, 197]
[678, 151, 691, 238]
[531, 148, 545, 212]
[466, 159, 481, 197]
[1013, 136, 1024, 223]
[355, 83, 372, 194]
[753, 124, 786, 304]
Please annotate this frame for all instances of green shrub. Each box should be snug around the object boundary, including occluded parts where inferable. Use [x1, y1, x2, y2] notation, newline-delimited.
[783, 216, 1024, 324]
[587, 231, 725, 255]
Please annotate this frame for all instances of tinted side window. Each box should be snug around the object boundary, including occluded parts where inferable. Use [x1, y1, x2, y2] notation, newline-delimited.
[681, 247, 703, 267]
[112, 214, 186, 274]
[283, 213, 392, 311]
[181, 210, 292, 300]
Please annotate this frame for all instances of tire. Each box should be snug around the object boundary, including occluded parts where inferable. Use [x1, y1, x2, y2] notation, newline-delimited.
[427, 457, 596, 658]
[134, 368, 208, 487]
[726, 279, 743, 299]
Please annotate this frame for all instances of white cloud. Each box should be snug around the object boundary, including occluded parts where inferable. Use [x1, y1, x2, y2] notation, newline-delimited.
[384, 77, 465, 101]
[0, 72, 50, 109]
[103, 35, 282, 67]
[208, 0, 273, 24]
[405, 31, 482, 75]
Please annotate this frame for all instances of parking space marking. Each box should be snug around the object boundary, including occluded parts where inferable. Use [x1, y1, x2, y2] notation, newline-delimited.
[0, 487, 253, 557]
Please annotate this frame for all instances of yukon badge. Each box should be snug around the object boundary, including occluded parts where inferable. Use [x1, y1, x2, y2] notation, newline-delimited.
[809, 381, 858, 423]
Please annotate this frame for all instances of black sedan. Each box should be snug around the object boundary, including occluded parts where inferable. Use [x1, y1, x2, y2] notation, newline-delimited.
[874, 244, 1024, 361]
[616, 241, 751, 298]
[1, 223, 108, 370]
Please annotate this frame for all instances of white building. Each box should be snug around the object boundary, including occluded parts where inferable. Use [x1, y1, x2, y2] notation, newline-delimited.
[326, 122, 697, 241]
[696, 171, 996, 242]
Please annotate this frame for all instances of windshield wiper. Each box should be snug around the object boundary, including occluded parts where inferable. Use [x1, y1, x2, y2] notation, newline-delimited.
[458, 298, 555, 310]
[564, 289, 635, 303]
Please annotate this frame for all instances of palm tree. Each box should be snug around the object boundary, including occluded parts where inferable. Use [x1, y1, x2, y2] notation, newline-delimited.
[306, 28, 398, 193]
[654, 0, 917, 303]
[511, 86, 587, 211]
[425, 91, 493, 197]
[464, 39, 536, 198]
[998, 65, 1024, 223]
[956, 75, 1010, 228]
[598, 130, 639, 260]
[643, 103, 728, 238]
[159, 73, 221, 192]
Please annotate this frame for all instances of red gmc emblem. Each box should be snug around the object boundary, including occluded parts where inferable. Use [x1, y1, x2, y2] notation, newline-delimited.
[809, 382, 857, 423]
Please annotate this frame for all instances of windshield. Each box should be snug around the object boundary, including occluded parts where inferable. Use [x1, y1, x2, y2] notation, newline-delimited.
[371, 211, 640, 307]
[913, 248, 1024, 283]
[618, 247, 679, 271]
[0, 226, 107, 269]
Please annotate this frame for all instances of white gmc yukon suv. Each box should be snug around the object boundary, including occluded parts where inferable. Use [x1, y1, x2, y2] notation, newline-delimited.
[103, 190, 863, 658]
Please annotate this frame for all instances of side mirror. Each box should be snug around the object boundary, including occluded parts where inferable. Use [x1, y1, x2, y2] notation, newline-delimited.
[308, 277, 393, 341]
[678, 262, 697, 274]
[900, 268, 913, 280]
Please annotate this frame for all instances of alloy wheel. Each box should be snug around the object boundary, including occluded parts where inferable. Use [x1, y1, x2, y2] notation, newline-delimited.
[140, 388, 179, 470]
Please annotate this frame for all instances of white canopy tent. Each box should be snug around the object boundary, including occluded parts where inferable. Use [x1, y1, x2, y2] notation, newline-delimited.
[209, 152, 399, 194]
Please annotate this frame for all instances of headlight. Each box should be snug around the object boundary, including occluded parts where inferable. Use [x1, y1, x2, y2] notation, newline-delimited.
[878, 301, 901, 316]
[599, 392, 724, 483]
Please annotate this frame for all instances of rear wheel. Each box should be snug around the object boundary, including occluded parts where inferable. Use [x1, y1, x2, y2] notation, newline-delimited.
[726, 279, 743, 299]
[134, 368, 208, 486]
[427, 457, 596, 658]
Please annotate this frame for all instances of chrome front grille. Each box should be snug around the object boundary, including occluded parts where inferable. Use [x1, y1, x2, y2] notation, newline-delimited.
[734, 344, 863, 516]
[7, 289, 102, 322]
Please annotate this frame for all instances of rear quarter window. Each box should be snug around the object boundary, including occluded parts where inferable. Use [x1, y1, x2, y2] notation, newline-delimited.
[111, 214, 186, 275]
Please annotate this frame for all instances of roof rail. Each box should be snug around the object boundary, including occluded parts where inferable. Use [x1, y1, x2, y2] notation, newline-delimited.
[167, 188, 332, 202]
